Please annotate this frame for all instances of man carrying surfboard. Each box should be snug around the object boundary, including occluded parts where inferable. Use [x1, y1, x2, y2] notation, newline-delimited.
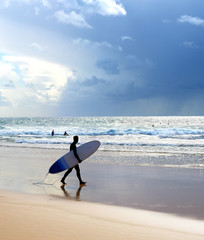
[61, 136, 86, 185]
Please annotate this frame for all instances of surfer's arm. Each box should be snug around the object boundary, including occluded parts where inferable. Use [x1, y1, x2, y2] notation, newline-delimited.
[73, 148, 82, 163]
[70, 143, 82, 163]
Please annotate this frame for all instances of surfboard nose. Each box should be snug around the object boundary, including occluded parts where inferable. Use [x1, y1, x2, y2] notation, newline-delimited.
[49, 157, 70, 174]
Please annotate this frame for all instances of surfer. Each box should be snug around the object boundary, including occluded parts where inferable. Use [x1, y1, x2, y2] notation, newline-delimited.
[61, 136, 86, 185]
[51, 130, 54, 136]
[64, 131, 68, 136]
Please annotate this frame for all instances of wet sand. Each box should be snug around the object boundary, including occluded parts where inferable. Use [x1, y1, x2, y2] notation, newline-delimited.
[1, 145, 204, 239]
[1, 190, 204, 240]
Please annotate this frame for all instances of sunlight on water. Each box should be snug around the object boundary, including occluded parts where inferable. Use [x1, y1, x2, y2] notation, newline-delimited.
[1, 116, 204, 168]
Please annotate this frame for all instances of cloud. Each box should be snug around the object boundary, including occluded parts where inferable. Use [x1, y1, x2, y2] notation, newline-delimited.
[82, 0, 127, 16]
[123, 55, 142, 70]
[103, 78, 146, 102]
[1, 0, 49, 8]
[73, 38, 122, 51]
[0, 60, 19, 88]
[0, 91, 10, 106]
[58, 72, 150, 116]
[1, 0, 126, 32]
[178, 15, 204, 27]
[41, 0, 51, 8]
[96, 58, 120, 75]
[81, 76, 106, 86]
[0, 54, 74, 106]
[54, 10, 92, 28]
[183, 41, 199, 49]
[56, 74, 109, 116]
[121, 36, 133, 41]
[30, 42, 45, 52]
[73, 38, 88, 45]
[122, 55, 155, 71]
[94, 41, 112, 48]
[56, 0, 81, 10]
[0, 89, 10, 106]
[1, 0, 126, 17]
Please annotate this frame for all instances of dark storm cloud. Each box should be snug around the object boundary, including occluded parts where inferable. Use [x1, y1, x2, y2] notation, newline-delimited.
[96, 58, 120, 75]
[81, 76, 106, 86]
[2, 0, 204, 116]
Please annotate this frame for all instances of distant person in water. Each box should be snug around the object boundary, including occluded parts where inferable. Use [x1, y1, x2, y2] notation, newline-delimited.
[64, 131, 69, 136]
[61, 136, 86, 185]
[51, 130, 54, 136]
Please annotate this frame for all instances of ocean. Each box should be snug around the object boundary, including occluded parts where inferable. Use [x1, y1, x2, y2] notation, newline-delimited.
[1, 116, 204, 169]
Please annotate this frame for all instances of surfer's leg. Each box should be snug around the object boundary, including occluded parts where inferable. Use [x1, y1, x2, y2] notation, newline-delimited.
[61, 167, 73, 184]
[74, 165, 86, 185]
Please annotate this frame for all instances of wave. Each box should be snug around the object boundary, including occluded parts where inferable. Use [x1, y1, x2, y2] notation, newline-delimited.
[1, 117, 204, 158]
[1, 125, 204, 137]
[6, 137, 204, 149]
[15, 139, 69, 144]
[80, 128, 204, 136]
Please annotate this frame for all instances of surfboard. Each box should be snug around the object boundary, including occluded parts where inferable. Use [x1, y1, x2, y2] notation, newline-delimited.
[49, 140, 100, 174]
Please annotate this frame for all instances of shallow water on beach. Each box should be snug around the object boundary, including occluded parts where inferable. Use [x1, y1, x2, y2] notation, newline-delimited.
[1, 116, 204, 168]
[1, 145, 204, 220]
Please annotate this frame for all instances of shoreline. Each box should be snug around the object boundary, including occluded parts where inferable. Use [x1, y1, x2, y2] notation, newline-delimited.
[1, 143, 204, 170]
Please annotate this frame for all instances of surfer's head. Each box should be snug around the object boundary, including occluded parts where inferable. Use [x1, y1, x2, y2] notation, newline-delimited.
[73, 135, 79, 143]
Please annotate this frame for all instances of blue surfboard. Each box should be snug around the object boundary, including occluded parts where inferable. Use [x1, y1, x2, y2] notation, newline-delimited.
[49, 140, 100, 174]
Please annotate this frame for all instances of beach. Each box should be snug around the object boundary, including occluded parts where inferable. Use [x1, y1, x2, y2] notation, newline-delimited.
[1, 190, 204, 240]
[1, 145, 204, 240]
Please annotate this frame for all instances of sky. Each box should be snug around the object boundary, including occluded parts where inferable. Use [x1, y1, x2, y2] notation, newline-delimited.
[1, 0, 204, 117]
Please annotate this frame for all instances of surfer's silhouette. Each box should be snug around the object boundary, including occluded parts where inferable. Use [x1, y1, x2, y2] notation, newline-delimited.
[61, 136, 86, 185]
[51, 130, 54, 136]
